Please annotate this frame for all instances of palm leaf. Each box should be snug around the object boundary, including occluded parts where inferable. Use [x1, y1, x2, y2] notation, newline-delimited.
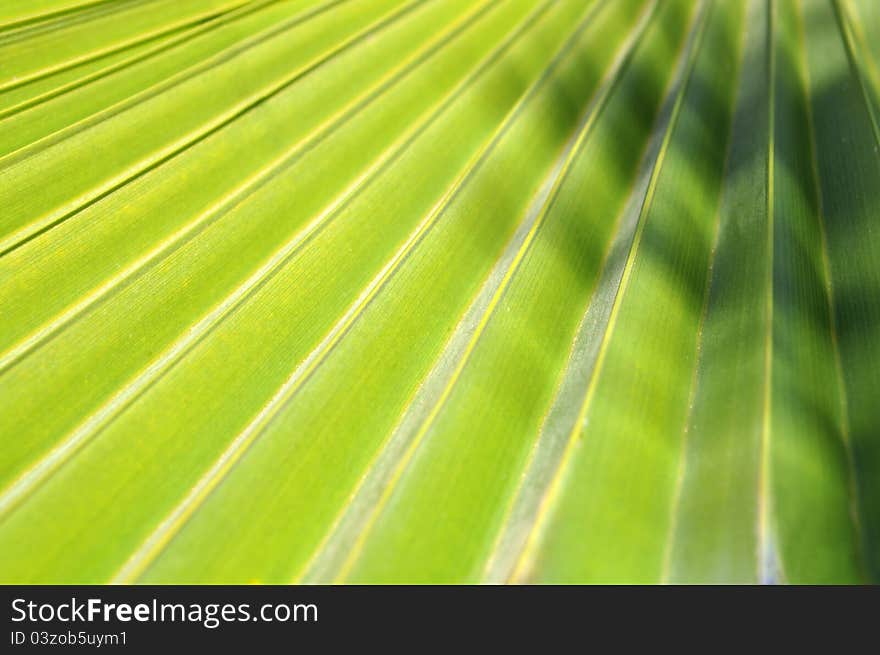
[0, 0, 878, 584]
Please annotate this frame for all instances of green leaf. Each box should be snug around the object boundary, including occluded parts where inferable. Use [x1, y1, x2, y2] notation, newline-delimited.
[1, 0, 878, 583]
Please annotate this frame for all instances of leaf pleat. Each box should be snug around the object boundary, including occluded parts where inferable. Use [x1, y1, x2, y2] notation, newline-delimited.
[2, 0, 879, 583]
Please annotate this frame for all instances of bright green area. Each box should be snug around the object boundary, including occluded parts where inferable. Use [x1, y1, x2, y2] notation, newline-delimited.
[0, 0, 250, 90]
[523, 0, 743, 583]
[0, 1, 303, 141]
[340, 0, 693, 585]
[1, 0, 878, 583]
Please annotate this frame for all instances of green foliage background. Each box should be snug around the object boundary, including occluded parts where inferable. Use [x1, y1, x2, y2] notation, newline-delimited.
[0, 0, 878, 583]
